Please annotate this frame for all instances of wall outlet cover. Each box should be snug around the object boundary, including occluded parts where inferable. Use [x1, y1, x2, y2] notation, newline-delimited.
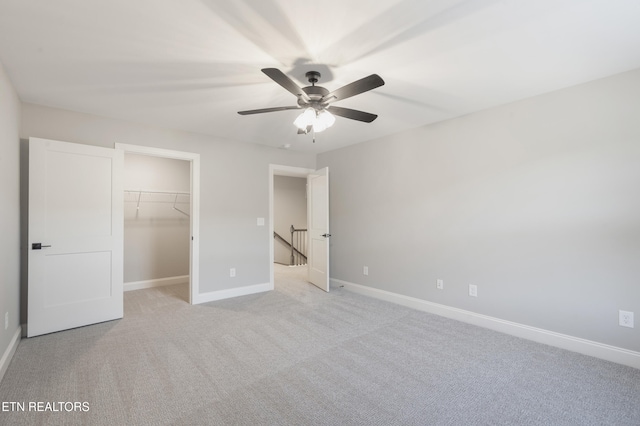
[436, 279, 444, 290]
[469, 284, 478, 297]
[619, 310, 634, 328]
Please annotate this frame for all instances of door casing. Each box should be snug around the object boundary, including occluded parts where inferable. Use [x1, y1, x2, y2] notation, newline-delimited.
[115, 143, 200, 304]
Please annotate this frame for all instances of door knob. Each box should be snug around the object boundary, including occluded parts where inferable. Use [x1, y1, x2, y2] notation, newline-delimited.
[31, 243, 52, 250]
[321, 233, 332, 238]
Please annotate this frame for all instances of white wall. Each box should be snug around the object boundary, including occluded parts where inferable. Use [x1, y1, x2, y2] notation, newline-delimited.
[273, 176, 307, 264]
[124, 154, 190, 283]
[318, 68, 640, 353]
[0, 61, 21, 379]
[20, 103, 316, 300]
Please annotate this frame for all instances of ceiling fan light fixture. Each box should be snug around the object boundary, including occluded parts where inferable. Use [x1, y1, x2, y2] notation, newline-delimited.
[239, 68, 384, 136]
[294, 108, 335, 133]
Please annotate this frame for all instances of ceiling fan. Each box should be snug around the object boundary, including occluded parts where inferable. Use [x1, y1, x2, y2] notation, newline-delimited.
[238, 68, 385, 136]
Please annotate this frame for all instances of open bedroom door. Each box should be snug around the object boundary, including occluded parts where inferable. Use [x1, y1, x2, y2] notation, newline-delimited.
[307, 167, 330, 292]
[28, 137, 124, 337]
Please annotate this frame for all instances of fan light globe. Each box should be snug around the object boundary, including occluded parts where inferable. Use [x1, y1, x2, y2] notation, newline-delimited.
[313, 120, 327, 133]
[313, 110, 335, 133]
[294, 108, 315, 130]
[319, 110, 335, 127]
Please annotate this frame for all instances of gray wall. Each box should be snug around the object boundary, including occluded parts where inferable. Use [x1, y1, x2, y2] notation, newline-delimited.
[273, 176, 307, 264]
[0, 62, 21, 367]
[124, 154, 190, 283]
[20, 103, 316, 297]
[318, 68, 640, 352]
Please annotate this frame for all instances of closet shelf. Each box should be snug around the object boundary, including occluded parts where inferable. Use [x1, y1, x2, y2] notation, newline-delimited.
[124, 190, 190, 217]
[124, 189, 190, 195]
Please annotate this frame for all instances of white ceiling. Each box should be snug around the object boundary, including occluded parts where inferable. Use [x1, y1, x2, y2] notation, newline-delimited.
[1, 0, 640, 154]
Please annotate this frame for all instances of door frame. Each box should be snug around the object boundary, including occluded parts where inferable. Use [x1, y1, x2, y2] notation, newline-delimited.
[116, 143, 200, 304]
[269, 164, 315, 289]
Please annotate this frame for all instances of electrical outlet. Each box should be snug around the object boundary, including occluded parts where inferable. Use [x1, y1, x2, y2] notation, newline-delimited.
[4, 312, 8, 330]
[230, 268, 236, 278]
[619, 310, 634, 328]
[363, 266, 369, 276]
[469, 284, 478, 297]
[436, 279, 444, 290]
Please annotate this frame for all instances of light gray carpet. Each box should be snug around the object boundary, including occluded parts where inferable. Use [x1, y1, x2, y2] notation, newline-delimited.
[1, 264, 639, 425]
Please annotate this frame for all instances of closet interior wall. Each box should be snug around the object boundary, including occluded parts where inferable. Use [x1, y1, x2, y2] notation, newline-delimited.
[123, 153, 190, 286]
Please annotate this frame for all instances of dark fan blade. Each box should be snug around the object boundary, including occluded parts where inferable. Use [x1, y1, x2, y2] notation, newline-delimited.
[238, 106, 300, 115]
[262, 68, 310, 102]
[328, 106, 378, 123]
[322, 74, 385, 104]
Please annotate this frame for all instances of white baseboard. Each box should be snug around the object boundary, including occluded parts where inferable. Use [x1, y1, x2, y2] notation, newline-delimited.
[124, 275, 189, 292]
[0, 326, 22, 383]
[333, 278, 640, 370]
[193, 282, 273, 305]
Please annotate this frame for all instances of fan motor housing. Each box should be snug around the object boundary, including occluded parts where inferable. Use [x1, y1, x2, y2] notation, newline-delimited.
[302, 85, 328, 98]
[299, 86, 329, 108]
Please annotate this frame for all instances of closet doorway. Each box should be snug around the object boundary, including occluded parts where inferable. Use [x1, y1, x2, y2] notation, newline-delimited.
[116, 144, 200, 304]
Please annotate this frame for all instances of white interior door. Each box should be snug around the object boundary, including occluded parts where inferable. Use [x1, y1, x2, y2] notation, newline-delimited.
[28, 138, 124, 337]
[307, 167, 330, 292]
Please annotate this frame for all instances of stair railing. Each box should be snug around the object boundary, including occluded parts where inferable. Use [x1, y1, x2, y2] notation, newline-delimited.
[273, 229, 307, 266]
[290, 225, 308, 266]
